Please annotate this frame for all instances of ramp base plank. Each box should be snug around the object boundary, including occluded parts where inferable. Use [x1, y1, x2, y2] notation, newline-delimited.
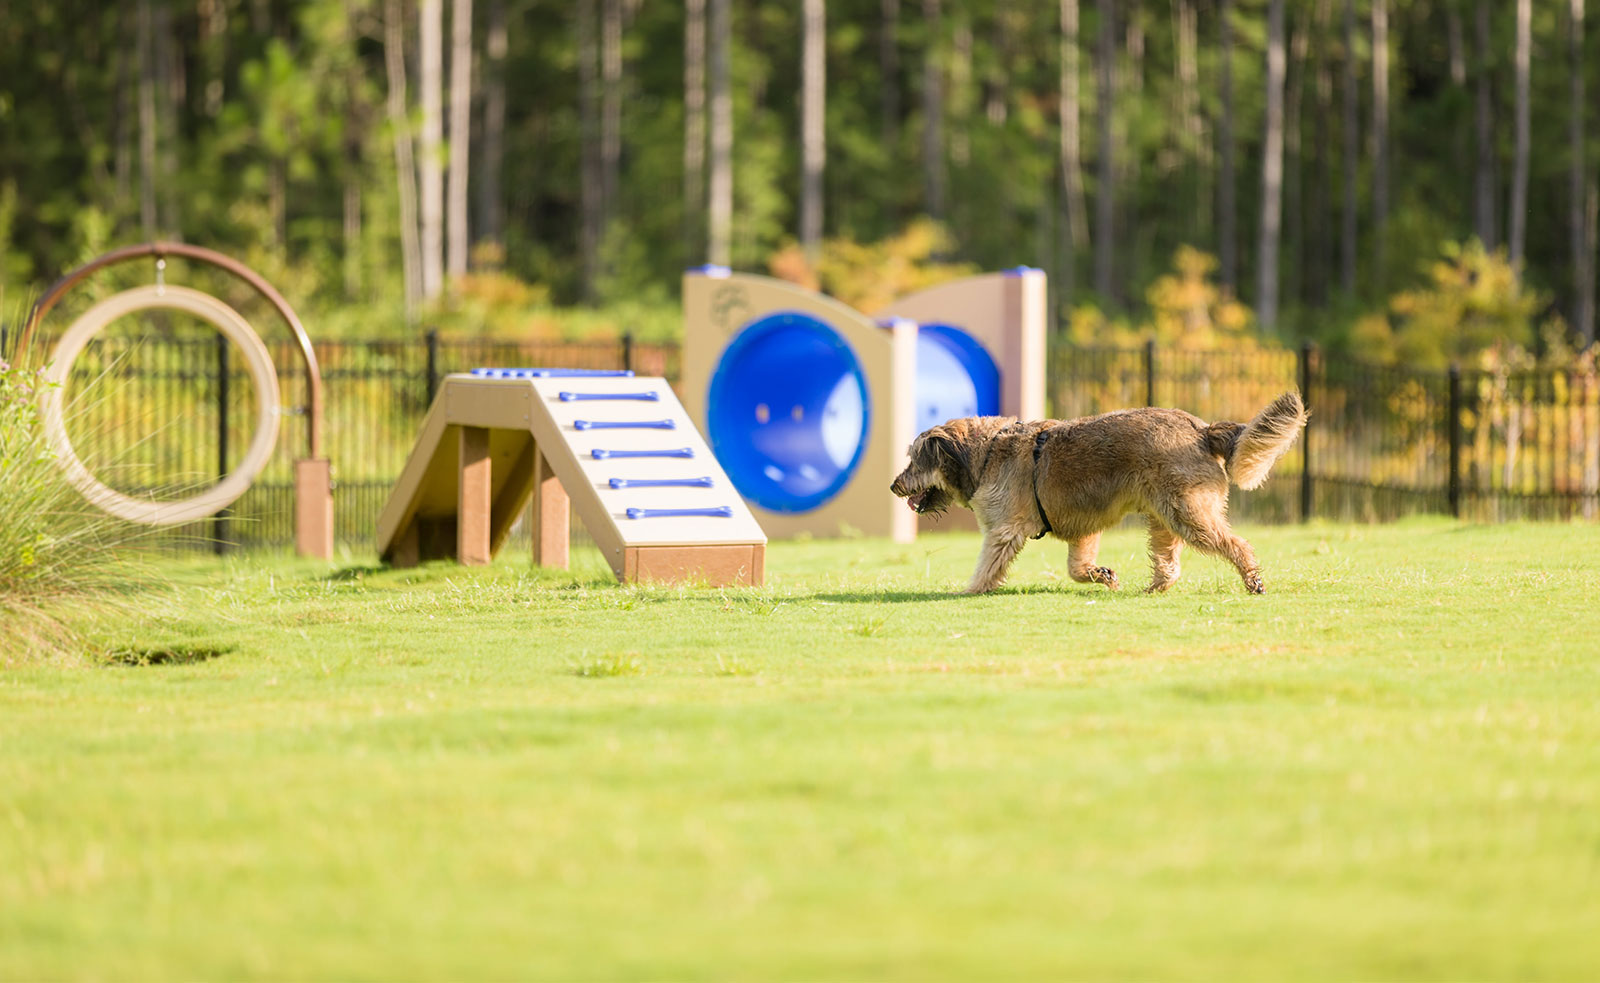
[623, 544, 765, 587]
[378, 374, 765, 587]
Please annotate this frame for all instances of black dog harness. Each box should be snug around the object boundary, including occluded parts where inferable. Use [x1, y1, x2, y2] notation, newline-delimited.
[1031, 428, 1054, 539]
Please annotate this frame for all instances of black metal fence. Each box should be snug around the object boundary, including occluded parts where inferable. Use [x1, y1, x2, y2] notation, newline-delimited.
[1050, 342, 1600, 523]
[13, 327, 1598, 554]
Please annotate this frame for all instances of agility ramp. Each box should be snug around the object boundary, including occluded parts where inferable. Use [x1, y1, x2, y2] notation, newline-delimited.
[376, 370, 767, 586]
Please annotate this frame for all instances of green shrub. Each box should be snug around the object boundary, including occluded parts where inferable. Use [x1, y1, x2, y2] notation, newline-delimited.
[0, 350, 143, 664]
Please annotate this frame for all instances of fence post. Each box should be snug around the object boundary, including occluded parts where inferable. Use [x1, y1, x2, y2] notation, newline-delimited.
[1144, 338, 1157, 407]
[214, 332, 231, 554]
[1448, 362, 1463, 518]
[1299, 340, 1314, 522]
[622, 331, 635, 373]
[425, 327, 440, 403]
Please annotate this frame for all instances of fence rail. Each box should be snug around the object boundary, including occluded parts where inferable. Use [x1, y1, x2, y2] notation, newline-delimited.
[20, 330, 1600, 553]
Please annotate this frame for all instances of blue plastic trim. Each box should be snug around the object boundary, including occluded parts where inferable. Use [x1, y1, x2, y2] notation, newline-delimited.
[1002, 266, 1042, 276]
[559, 391, 660, 402]
[686, 264, 732, 278]
[574, 419, 676, 431]
[626, 506, 734, 519]
[470, 367, 635, 378]
[591, 447, 694, 460]
[608, 476, 714, 489]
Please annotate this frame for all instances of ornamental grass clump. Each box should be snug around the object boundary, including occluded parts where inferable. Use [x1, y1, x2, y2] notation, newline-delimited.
[0, 350, 143, 664]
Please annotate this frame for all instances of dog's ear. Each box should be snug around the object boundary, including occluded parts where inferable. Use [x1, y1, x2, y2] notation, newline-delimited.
[931, 432, 977, 499]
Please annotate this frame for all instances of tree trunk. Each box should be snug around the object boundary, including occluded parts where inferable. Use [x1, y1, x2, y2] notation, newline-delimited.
[1371, 0, 1388, 284]
[578, 0, 600, 298]
[1058, 0, 1087, 298]
[1310, 0, 1332, 306]
[601, 0, 622, 245]
[137, 0, 158, 237]
[419, 0, 444, 298]
[921, 0, 945, 221]
[344, 26, 366, 300]
[708, 0, 733, 267]
[1341, 0, 1358, 293]
[1285, 4, 1308, 308]
[1475, 0, 1497, 249]
[1095, 0, 1114, 301]
[1573, 0, 1595, 344]
[447, 0, 472, 278]
[1218, 0, 1236, 293]
[1121, 11, 1143, 295]
[1258, 0, 1285, 331]
[154, 0, 180, 237]
[1448, 2, 1468, 223]
[801, 0, 825, 263]
[1173, 0, 1204, 240]
[881, 0, 900, 147]
[383, 0, 423, 317]
[478, 0, 507, 258]
[1510, 0, 1529, 269]
[684, 0, 706, 263]
[1448, 4, 1466, 85]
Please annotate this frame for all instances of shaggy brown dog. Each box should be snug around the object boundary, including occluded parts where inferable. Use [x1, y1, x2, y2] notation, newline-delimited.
[889, 392, 1308, 595]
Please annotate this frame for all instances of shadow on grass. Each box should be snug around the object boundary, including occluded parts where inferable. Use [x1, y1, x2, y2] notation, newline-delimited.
[811, 590, 962, 604]
[321, 564, 388, 583]
[105, 644, 234, 667]
[811, 583, 1120, 604]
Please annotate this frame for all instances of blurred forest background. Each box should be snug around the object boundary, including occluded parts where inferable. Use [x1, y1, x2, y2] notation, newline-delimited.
[1, 0, 1597, 368]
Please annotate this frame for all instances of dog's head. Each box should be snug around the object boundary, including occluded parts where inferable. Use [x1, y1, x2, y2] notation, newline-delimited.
[889, 420, 986, 514]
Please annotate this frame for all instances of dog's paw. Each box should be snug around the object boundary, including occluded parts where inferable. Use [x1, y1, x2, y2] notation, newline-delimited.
[1244, 573, 1265, 594]
[1093, 566, 1120, 590]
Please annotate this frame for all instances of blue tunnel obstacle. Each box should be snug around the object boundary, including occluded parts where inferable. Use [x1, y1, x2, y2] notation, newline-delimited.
[706, 311, 999, 514]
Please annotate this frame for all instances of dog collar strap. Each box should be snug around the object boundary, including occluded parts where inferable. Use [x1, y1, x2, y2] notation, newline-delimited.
[1031, 429, 1054, 540]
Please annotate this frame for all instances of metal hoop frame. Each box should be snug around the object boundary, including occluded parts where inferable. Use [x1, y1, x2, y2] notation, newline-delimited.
[41, 286, 283, 526]
[20, 242, 324, 459]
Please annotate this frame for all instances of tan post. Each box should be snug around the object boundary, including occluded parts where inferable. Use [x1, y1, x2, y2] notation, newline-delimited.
[531, 449, 570, 569]
[458, 426, 493, 565]
[294, 459, 334, 559]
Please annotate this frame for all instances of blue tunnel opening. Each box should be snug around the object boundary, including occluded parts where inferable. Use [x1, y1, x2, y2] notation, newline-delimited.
[707, 312, 999, 514]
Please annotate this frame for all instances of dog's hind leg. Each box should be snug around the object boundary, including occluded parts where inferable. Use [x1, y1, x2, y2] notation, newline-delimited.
[1153, 492, 1264, 594]
[1067, 533, 1119, 590]
[1145, 516, 1184, 593]
[966, 530, 1028, 594]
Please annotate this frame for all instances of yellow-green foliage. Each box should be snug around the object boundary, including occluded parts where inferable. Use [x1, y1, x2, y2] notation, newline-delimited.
[1063, 246, 1266, 351]
[1367, 239, 1543, 370]
[768, 219, 980, 314]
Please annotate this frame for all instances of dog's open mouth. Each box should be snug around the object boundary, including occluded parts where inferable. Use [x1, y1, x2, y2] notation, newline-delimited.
[905, 489, 948, 514]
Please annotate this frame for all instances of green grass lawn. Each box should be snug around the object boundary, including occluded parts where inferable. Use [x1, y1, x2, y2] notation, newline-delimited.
[3, 518, 1598, 980]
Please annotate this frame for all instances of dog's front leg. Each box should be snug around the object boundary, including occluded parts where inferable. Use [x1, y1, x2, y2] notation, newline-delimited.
[966, 530, 1027, 594]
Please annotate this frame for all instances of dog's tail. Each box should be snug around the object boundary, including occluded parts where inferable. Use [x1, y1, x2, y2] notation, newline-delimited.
[1204, 391, 1309, 490]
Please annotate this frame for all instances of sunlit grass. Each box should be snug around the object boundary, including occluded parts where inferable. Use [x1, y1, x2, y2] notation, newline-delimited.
[1, 520, 1597, 979]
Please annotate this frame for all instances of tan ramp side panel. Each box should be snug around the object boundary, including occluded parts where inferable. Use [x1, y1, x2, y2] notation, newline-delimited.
[376, 395, 451, 559]
[880, 270, 1048, 422]
[376, 383, 541, 562]
[681, 270, 917, 544]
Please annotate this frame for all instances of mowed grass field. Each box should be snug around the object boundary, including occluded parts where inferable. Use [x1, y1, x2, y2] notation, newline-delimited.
[3, 518, 1598, 980]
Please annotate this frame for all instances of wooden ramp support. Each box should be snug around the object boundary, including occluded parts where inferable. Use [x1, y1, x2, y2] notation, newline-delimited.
[376, 370, 767, 587]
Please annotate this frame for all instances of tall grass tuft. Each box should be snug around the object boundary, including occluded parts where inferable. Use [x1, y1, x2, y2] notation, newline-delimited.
[0, 338, 147, 665]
